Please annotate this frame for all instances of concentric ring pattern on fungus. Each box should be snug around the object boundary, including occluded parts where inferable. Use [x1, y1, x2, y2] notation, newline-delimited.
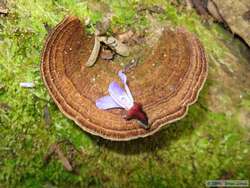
[41, 16, 208, 141]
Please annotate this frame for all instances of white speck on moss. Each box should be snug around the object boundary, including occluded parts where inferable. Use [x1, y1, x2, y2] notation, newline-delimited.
[20, 82, 35, 88]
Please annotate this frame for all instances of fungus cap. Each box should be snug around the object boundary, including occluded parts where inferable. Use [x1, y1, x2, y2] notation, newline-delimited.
[41, 16, 208, 141]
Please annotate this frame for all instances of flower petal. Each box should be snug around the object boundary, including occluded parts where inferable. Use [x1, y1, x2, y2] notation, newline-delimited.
[20, 82, 35, 88]
[108, 81, 133, 110]
[118, 70, 127, 83]
[96, 96, 122, 110]
[118, 70, 134, 103]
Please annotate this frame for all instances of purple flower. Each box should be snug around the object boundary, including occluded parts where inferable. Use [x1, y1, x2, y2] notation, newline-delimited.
[96, 70, 149, 129]
[96, 70, 133, 110]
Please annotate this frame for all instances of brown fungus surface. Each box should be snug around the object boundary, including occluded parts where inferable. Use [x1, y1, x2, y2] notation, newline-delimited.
[41, 16, 208, 141]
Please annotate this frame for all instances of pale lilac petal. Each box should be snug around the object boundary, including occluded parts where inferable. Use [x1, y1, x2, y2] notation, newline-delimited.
[118, 70, 127, 83]
[109, 81, 124, 96]
[20, 82, 35, 88]
[108, 81, 133, 110]
[96, 96, 122, 110]
[118, 70, 134, 103]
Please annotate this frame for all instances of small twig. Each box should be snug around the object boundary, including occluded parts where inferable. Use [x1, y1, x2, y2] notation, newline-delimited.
[0, 103, 11, 111]
[31, 92, 50, 103]
[123, 59, 139, 73]
[43, 104, 51, 128]
[43, 140, 82, 172]
[55, 147, 73, 172]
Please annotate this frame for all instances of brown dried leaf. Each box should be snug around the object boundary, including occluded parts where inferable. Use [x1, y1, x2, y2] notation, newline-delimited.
[243, 10, 250, 21]
[0, 7, 7, 14]
[191, 0, 209, 16]
[100, 47, 114, 60]
[98, 36, 129, 56]
[0, 1, 8, 15]
[207, 0, 224, 22]
[117, 30, 134, 43]
[95, 16, 111, 36]
[85, 37, 101, 67]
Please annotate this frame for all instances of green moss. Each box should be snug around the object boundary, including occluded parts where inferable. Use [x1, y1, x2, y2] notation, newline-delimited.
[0, 0, 250, 187]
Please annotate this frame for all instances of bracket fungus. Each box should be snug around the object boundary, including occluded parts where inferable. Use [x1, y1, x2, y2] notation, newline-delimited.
[41, 16, 208, 141]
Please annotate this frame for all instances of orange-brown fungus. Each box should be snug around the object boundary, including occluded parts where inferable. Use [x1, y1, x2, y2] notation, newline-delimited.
[41, 16, 208, 141]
